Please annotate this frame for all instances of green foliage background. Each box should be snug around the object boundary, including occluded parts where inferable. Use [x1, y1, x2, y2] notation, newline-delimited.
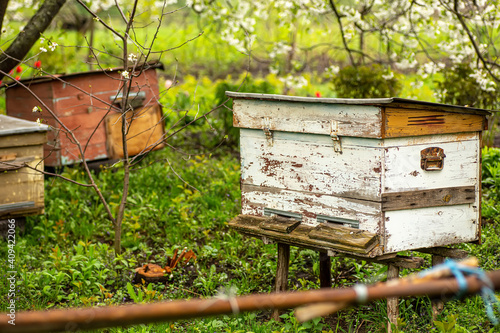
[0, 4, 500, 332]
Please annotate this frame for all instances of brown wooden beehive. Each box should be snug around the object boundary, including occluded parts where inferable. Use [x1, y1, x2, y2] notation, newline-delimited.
[227, 92, 492, 256]
[5, 64, 165, 167]
[0, 115, 49, 218]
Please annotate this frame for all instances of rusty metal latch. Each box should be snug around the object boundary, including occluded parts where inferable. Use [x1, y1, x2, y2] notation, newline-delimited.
[421, 147, 446, 171]
[262, 117, 273, 146]
[330, 120, 342, 153]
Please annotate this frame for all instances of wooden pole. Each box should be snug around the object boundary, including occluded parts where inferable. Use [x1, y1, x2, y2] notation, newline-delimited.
[319, 251, 332, 288]
[1, 270, 499, 333]
[387, 264, 400, 333]
[272, 242, 291, 321]
[431, 254, 446, 320]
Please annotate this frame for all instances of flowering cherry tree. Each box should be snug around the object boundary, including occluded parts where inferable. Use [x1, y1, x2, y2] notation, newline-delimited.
[1, 0, 203, 255]
[186, 0, 500, 98]
[2, 0, 500, 254]
[0, 0, 67, 79]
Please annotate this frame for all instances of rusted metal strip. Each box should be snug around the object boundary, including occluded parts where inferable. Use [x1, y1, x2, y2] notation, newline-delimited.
[2, 270, 499, 333]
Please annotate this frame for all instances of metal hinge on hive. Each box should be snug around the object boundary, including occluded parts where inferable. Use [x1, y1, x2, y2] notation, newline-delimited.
[330, 120, 342, 153]
[262, 117, 273, 146]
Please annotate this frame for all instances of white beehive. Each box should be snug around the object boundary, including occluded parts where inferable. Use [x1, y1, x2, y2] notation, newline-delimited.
[227, 92, 490, 255]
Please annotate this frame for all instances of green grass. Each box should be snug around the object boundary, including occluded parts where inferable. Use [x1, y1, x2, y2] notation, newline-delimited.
[1, 140, 500, 332]
[1, 8, 500, 332]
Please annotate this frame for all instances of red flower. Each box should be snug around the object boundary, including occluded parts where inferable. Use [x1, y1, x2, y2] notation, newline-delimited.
[34, 60, 42, 69]
[315, 91, 322, 98]
[15, 76, 20, 80]
[15, 66, 22, 73]
[0, 81, 3, 86]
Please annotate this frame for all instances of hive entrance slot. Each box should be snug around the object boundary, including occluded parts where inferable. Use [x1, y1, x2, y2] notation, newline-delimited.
[261, 208, 302, 234]
[317, 214, 359, 229]
[264, 208, 302, 221]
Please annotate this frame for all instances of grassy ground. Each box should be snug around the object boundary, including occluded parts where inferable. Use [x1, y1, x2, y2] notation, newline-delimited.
[1, 8, 500, 332]
[1, 137, 500, 332]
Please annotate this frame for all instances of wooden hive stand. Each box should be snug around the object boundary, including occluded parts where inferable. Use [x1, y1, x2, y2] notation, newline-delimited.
[229, 214, 469, 331]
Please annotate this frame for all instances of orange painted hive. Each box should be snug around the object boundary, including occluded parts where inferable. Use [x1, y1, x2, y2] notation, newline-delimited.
[5, 64, 164, 167]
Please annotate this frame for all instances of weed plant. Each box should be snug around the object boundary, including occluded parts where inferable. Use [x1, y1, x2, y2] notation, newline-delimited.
[0, 144, 499, 332]
[0, 49, 499, 331]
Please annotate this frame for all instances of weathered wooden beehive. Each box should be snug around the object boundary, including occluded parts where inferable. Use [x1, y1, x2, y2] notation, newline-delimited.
[5, 64, 164, 167]
[0, 115, 49, 218]
[227, 92, 491, 256]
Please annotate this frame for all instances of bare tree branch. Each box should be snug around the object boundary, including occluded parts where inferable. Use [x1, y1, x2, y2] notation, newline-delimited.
[0, 69, 117, 228]
[0, 0, 9, 38]
[329, 0, 355, 66]
[451, 0, 500, 82]
[0, 0, 67, 80]
[75, 0, 124, 41]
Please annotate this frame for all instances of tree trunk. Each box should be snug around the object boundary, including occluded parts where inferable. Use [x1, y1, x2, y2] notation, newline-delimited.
[0, 0, 10, 37]
[0, 0, 67, 79]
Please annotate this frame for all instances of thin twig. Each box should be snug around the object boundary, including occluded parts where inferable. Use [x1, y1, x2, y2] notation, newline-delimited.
[329, 0, 356, 66]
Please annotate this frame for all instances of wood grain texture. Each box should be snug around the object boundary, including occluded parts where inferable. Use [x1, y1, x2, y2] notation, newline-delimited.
[229, 215, 382, 257]
[384, 108, 486, 138]
[272, 242, 291, 321]
[381, 186, 476, 211]
[240, 129, 383, 201]
[0, 162, 44, 218]
[275, 243, 290, 293]
[384, 204, 479, 253]
[309, 224, 378, 251]
[0, 132, 45, 218]
[259, 216, 301, 234]
[105, 104, 164, 159]
[6, 68, 160, 166]
[386, 264, 400, 333]
[0, 145, 42, 160]
[384, 102, 491, 115]
[231, 215, 425, 267]
[0, 156, 35, 171]
[383, 138, 479, 194]
[233, 99, 383, 137]
[0, 132, 47, 149]
[241, 184, 382, 232]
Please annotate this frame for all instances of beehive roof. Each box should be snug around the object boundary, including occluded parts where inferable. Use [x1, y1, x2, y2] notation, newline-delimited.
[226, 91, 493, 115]
[0, 115, 49, 136]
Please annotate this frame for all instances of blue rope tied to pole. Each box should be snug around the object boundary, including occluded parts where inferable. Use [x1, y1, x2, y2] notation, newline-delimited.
[419, 259, 500, 325]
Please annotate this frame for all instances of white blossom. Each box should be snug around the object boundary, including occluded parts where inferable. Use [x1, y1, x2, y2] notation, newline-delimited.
[121, 71, 130, 79]
[128, 53, 138, 63]
[48, 42, 58, 52]
[382, 71, 394, 80]
[469, 69, 497, 93]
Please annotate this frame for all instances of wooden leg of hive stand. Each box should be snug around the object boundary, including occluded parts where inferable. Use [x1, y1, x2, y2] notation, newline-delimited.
[319, 251, 332, 288]
[387, 264, 400, 333]
[431, 254, 445, 321]
[272, 242, 290, 322]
